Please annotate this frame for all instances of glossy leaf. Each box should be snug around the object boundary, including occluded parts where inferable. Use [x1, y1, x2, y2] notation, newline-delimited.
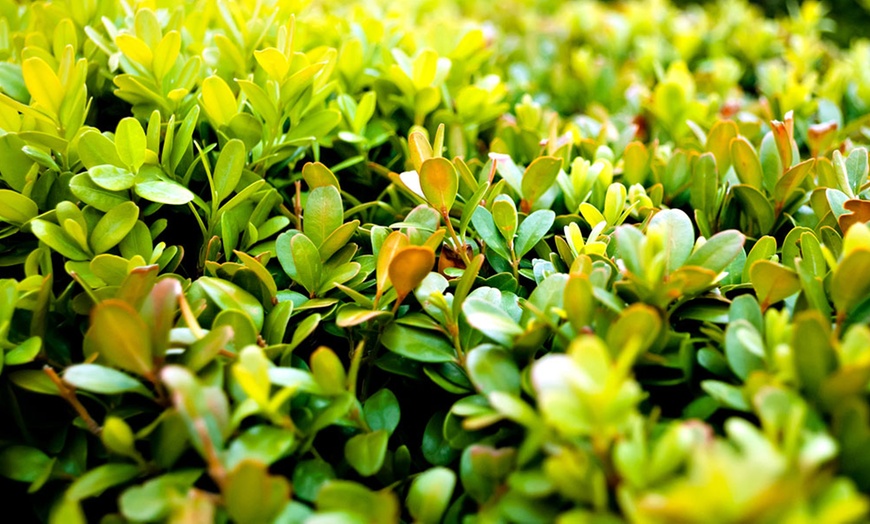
[407, 467, 456, 524]
[515, 210, 555, 258]
[522, 156, 561, 207]
[380, 323, 455, 362]
[115, 118, 147, 172]
[64, 364, 152, 397]
[344, 430, 389, 477]
[750, 260, 801, 309]
[419, 157, 458, 214]
[304, 186, 343, 247]
[731, 136, 763, 190]
[214, 139, 246, 203]
[84, 299, 153, 377]
[388, 246, 435, 298]
[90, 201, 139, 254]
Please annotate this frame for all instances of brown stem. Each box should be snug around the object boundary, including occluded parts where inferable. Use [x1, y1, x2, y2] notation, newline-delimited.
[443, 211, 471, 266]
[294, 180, 303, 228]
[44, 365, 102, 436]
[195, 419, 226, 491]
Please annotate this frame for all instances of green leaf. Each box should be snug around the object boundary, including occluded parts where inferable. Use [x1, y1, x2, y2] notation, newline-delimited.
[293, 460, 335, 503]
[102, 416, 138, 459]
[89, 164, 136, 191]
[409, 130, 434, 173]
[63, 364, 152, 397]
[234, 250, 278, 302]
[134, 167, 195, 205]
[225, 426, 295, 470]
[286, 313, 321, 354]
[514, 209, 555, 258]
[463, 298, 523, 347]
[153, 30, 181, 79]
[316, 480, 399, 522]
[364, 389, 401, 435]
[66, 463, 141, 501]
[832, 250, 870, 314]
[344, 430, 389, 477]
[732, 184, 775, 234]
[615, 225, 645, 276]
[22, 57, 62, 114]
[471, 207, 511, 260]
[407, 467, 456, 524]
[304, 186, 343, 247]
[684, 230, 745, 273]
[90, 201, 140, 254]
[381, 323, 455, 363]
[730, 136, 763, 190]
[336, 305, 391, 327]
[724, 320, 765, 380]
[319, 220, 359, 262]
[290, 234, 322, 296]
[311, 347, 347, 396]
[649, 209, 695, 273]
[0, 189, 38, 226]
[700, 380, 750, 411]
[182, 325, 232, 372]
[606, 304, 662, 354]
[195, 276, 264, 331]
[750, 260, 801, 309]
[743, 235, 777, 282]
[491, 195, 518, 244]
[420, 157, 458, 214]
[774, 158, 814, 205]
[0, 445, 51, 482]
[84, 299, 154, 377]
[466, 345, 521, 395]
[846, 147, 869, 195]
[302, 162, 340, 190]
[5, 337, 41, 366]
[201, 75, 237, 128]
[214, 139, 246, 204]
[690, 152, 719, 214]
[521, 156, 561, 207]
[8, 370, 61, 395]
[78, 130, 123, 169]
[115, 117, 147, 172]
[70, 173, 130, 212]
[31, 219, 90, 260]
[119, 471, 202, 522]
[793, 312, 836, 398]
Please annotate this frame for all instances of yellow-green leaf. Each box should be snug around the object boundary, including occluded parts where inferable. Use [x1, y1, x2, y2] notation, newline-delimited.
[302, 162, 340, 190]
[152, 31, 181, 80]
[377, 232, 409, 296]
[730, 136, 763, 190]
[201, 76, 237, 128]
[22, 57, 63, 115]
[409, 131, 433, 173]
[84, 299, 154, 378]
[254, 48, 289, 81]
[90, 201, 140, 254]
[115, 33, 153, 68]
[419, 157, 458, 214]
[750, 260, 801, 309]
[115, 117, 147, 172]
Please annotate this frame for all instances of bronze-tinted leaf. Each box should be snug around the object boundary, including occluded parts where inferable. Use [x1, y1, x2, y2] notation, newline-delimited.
[419, 157, 458, 214]
[389, 246, 436, 298]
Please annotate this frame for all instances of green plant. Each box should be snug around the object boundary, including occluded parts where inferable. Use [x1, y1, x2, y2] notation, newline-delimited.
[2, 0, 870, 522]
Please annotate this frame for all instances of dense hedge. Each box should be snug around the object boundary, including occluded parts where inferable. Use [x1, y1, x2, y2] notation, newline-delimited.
[2, 0, 870, 522]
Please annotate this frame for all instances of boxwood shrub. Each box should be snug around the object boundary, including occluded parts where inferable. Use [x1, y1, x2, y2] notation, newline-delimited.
[1, 0, 870, 522]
